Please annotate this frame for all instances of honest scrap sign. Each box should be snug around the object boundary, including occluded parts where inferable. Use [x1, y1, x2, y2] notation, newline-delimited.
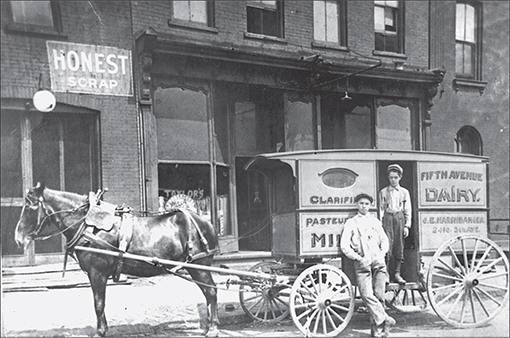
[47, 41, 133, 96]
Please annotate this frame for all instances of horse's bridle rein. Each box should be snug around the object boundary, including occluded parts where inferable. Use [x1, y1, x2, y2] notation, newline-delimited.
[22, 194, 89, 241]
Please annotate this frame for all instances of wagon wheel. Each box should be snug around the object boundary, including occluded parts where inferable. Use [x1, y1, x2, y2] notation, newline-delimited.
[289, 264, 355, 337]
[239, 261, 291, 323]
[384, 283, 428, 313]
[426, 235, 510, 328]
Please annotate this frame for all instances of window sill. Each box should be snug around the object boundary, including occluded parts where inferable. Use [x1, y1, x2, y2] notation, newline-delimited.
[4, 22, 66, 38]
[311, 41, 349, 52]
[372, 50, 407, 59]
[453, 78, 488, 95]
[167, 20, 218, 33]
[244, 32, 287, 44]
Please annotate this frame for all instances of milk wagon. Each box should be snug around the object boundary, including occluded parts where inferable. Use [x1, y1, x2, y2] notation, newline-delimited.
[234, 149, 509, 336]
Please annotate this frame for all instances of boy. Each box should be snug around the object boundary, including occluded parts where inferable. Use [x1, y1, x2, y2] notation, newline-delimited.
[341, 193, 395, 337]
[379, 164, 411, 284]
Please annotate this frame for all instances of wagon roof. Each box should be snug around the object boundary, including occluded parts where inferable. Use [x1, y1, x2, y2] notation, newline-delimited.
[244, 149, 489, 174]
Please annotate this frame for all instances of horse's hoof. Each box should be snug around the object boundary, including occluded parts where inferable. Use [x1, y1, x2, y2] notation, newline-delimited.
[205, 327, 219, 337]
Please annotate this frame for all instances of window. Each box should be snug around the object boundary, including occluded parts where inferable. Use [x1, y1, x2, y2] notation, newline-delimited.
[247, 0, 284, 37]
[456, 2, 481, 79]
[455, 126, 482, 155]
[313, 1, 347, 46]
[374, 1, 404, 53]
[171, 0, 214, 27]
[9, 1, 61, 31]
[320, 95, 417, 150]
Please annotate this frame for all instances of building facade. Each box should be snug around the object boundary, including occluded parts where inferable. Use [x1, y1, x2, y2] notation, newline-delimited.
[1, 1, 508, 267]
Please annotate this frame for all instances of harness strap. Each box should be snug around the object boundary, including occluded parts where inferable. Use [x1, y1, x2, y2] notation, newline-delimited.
[178, 208, 212, 262]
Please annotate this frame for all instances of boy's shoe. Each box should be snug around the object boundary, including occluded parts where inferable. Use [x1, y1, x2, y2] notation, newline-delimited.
[382, 316, 396, 336]
[371, 323, 384, 337]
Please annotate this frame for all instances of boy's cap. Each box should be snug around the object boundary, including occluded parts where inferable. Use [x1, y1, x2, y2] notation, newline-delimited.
[354, 193, 373, 203]
[388, 164, 403, 175]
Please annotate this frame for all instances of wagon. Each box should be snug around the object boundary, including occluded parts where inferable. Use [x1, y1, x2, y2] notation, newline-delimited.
[231, 149, 509, 336]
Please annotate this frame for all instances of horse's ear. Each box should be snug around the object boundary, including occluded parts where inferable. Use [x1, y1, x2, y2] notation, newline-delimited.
[34, 182, 45, 195]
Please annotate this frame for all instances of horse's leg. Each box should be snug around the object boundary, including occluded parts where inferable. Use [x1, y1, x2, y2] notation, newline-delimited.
[187, 268, 219, 337]
[88, 268, 109, 337]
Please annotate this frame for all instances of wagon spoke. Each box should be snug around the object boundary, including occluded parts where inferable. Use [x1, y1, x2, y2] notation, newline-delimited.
[472, 288, 490, 318]
[474, 244, 494, 273]
[321, 308, 328, 334]
[474, 257, 504, 277]
[306, 272, 319, 295]
[446, 288, 465, 319]
[477, 271, 509, 280]
[326, 306, 345, 323]
[431, 282, 462, 293]
[436, 284, 464, 307]
[437, 258, 464, 278]
[478, 281, 509, 291]
[297, 306, 316, 321]
[459, 287, 468, 324]
[243, 293, 262, 303]
[329, 302, 351, 313]
[470, 238, 480, 272]
[475, 285, 503, 306]
[431, 272, 464, 283]
[312, 308, 321, 334]
[301, 278, 318, 297]
[448, 245, 467, 275]
[303, 308, 319, 327]
[325, 308, 337, 329]
[469, 289, 476, 323]
[461, 238, 470, 275]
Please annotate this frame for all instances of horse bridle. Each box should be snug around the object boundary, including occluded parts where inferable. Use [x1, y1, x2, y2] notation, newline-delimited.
[22, 193, 88, 241]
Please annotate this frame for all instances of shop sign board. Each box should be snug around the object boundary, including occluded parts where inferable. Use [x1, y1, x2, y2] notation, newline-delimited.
[47, 41, 133, 96]
[299, 211, 377, 256]
[419, 211, 488, 251]
[299, 160, 377, 209]
[417, 162, 487, 208]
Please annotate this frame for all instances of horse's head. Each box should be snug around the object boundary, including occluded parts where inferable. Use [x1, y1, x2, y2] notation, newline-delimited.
[15, 183, 88, 250]
[15, 182, 48, 249]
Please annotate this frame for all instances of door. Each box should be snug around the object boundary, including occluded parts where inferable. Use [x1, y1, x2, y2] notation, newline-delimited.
[1, 108, 100, 266]
[235, 157, 271, 251]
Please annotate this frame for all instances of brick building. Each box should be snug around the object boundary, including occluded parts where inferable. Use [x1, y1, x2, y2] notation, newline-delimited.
[1, 1, 508, 267]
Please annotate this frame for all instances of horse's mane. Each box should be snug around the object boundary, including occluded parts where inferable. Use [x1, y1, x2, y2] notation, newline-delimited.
[43, 187, 88, 207]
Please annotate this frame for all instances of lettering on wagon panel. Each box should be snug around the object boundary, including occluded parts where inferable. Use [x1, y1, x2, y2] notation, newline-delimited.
[417, 162, 487, 208]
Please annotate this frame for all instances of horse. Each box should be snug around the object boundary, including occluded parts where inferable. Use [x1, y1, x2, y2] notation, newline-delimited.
[15, 183, 220, 337]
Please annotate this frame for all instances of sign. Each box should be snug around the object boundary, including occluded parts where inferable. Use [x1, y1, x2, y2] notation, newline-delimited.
[419, 211, 488, 251]
[299, 160, 376, 209]
[299, 211, 377, 256]
[47, 41, 133, 96]
[417, 162, 487, 208]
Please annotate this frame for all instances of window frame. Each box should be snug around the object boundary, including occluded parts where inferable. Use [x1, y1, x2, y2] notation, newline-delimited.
[313, 0, 348, 47]
[246, 0, 284, 38]
[168, 0, 216, 30]
[455, 1, 483, 81]
[5, 1, 63, 35]
[455, 125, 482, 156]
[373, 1, 405, 54]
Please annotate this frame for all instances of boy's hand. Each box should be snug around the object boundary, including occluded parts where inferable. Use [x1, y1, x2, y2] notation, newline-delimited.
[403, 227, 409, 238]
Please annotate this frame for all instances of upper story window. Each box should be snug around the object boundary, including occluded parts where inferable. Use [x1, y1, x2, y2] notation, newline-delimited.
[456, 2, 482, 80]
[247, 0, 284, 38]
[171, 0, 214, 27]
[374, 1, 404, 54]
[313, 1, 347, 46]
[455, 126, 482, 155]
[8, 1, 62, 32]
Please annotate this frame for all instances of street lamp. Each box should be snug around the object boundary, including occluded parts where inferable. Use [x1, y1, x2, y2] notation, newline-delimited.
[32, 73, 56, 113]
